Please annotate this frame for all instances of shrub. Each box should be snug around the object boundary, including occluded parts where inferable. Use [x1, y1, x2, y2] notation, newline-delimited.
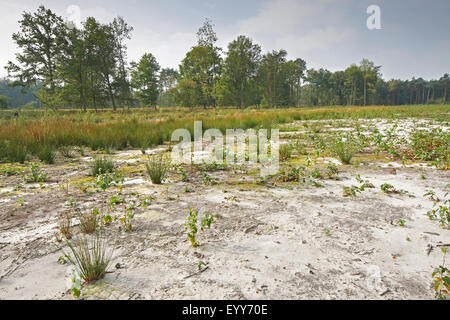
[64, 232, 113, 283]
[145, 154, 169, 184]
[91, 158, 115, 176]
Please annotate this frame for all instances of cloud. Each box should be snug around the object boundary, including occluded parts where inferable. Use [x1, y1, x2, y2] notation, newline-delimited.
[128, 27, 196, 69]
[235, 0, 356, 55]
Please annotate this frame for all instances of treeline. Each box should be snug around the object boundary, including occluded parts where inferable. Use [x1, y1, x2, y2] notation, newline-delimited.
[5, 6, 450, 110]
[0, 79, 40, 109]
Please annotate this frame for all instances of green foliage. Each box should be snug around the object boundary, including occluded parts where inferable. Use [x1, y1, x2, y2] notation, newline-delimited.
[77, 208, 101, 234]
[38, 145, 56, 164]
[279, 144, 293, 162]
[432, 248, 449, 300]
[184, 207, 214, 247]
[425, 187, 450, 229]
[91, 158, 115, 176]
[328, 132, 360, 164]
[95, 171, 123, 191]
[63, 231, 112, 284]
[130, 53, 160, 108]
[145, 154, 169, 184]
[25, 163, 47, 183]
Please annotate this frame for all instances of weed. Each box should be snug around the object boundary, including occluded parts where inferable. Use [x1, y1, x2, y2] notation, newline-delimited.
[63, 231, 112, 284]
[432, 248, 449, 300]
[109, 195, 123, 208]
[145, 154, 169, 184]
[38, 145, 56, 164]
[425, 187, 450, 229]
[60, 146, 74, 158]
[95, 171, 123, 191]
[396, 219, 406, 227]
[25, 163, 47, 183]
[59, 212, 73, 239]
[77, 208, 101, 234]
[328, 132, 360, 164]
[91, 158, 115, 176]
[279, 144, 293, 162]
[119, 212, 134, 232]
[185, 208, 214, 247]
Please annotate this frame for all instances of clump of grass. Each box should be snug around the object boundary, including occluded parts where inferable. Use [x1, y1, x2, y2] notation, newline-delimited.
[145, 154, 169, 184]
[77, 208, 101, 234]
[91, 158, 115, 176]
[279, 144, 293, 162]
[38, 145, 56, 164]
[60, 146, 74, 158]
[3, 141, 28, 163]
[59, 212, 73, 240]
[64, 232, 113, 283]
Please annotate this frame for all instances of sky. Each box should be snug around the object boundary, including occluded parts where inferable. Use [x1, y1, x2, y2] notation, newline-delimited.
[0, 0, 449, 80]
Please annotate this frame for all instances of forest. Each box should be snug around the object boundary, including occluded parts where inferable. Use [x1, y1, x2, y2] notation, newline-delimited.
[3, 5, 449, 111]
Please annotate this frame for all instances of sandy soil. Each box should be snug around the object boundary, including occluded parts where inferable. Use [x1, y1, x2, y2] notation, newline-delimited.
[0, 118, 448, 300]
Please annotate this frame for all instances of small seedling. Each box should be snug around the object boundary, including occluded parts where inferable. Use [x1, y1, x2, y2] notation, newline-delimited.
[185, 208, 214, 247]
[432, 248, 449, 300]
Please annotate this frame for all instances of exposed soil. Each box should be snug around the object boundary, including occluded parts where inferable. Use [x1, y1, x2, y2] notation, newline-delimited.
[0, 118, 448, 300]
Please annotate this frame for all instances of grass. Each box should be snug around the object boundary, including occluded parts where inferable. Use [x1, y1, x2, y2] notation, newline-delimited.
[91, 158, 115, 176]
[64, 231, 113, 283]
[0, 105, 448, 164]
[145, 154, 169, 184]
[77, 209, 101, 234]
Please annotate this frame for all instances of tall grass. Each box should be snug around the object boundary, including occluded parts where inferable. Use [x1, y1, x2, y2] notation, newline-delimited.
[64, 232, 112, 283]
[1, 105, 448, 163]
[145, 154, 169, 184]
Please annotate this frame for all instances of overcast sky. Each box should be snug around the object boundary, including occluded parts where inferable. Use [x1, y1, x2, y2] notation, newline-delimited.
[1, 0, 449, 80]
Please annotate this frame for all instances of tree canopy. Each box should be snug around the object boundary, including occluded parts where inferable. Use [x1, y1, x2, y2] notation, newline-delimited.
[4, 6, 449, 110]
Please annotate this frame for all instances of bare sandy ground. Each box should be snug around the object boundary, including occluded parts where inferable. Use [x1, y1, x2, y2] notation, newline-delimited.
[0, 118, 448, 300]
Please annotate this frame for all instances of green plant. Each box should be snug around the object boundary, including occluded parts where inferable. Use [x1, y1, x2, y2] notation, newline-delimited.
[328, 132, 360, 164]
[38, 145, 56, 164]
[184, 208, 214, 247]
[201, 171, 217, 185]
[432, 248, 449, 300]
[381, 183, 395, 194]
[91, 158, 115, 176]
[16, 197, 26, 207]
[425, 187, 450, 229]
[25, 163, 47, 183]
[279, 144, 293, 162]
[77, 208, 101, 234]
[396, 219, 406, 227]
[59, 213, 73, 239]
[119, 212, 134, 232]
[63, 231, 112, 284]
[179, 167, 189, 182]
[60, 146, 74, 158]
[95, 171, 123, 191]
[145, 154, 169, 184]
[343, 185, 361, 197]
[109, 195, 123, 207]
